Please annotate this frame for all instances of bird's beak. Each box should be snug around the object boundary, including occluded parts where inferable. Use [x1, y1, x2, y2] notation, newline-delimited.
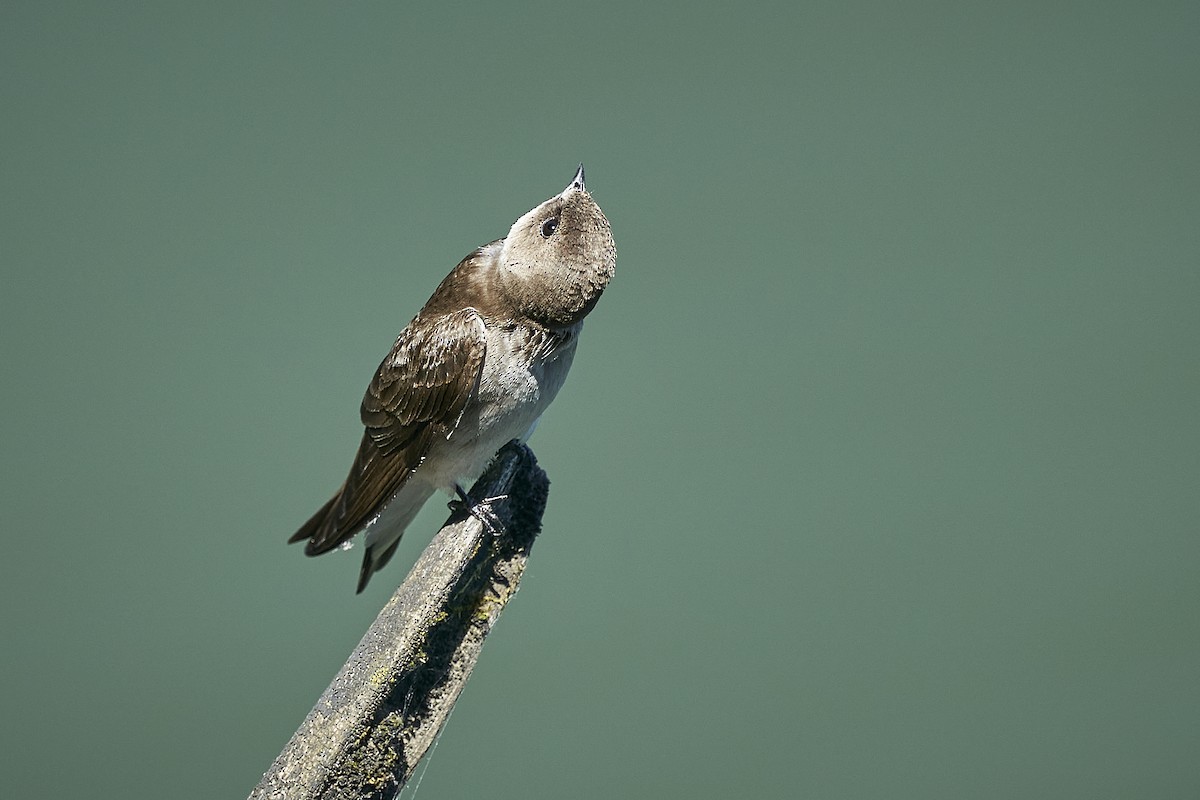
[563, 163, 586, 195]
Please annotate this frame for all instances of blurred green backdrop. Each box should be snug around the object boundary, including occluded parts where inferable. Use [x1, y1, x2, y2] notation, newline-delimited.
[2, 2, 1197, 798]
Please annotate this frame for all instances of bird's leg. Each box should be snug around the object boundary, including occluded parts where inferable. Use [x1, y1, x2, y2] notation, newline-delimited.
[448, 483, 509, 535]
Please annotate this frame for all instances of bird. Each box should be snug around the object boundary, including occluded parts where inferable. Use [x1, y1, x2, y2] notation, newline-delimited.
[289, 164, 616, 593]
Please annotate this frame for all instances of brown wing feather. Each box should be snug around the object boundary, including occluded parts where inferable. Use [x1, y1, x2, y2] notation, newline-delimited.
[290, 308, 487, 555]
[361, 307, 487, 450]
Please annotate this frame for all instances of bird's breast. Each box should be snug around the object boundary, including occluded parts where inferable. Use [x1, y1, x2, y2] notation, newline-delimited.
[420, 321, 581, 492]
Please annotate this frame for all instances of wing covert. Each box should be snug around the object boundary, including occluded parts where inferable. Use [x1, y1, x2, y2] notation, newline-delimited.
[361, 307, 487, 455]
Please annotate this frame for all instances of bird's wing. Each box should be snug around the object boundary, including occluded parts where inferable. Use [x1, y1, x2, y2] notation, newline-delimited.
[360, 307, 488, 453]
[290, 308, 487, 555]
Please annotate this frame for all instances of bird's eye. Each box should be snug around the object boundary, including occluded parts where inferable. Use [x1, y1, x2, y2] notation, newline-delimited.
[540, 217, 559, 238]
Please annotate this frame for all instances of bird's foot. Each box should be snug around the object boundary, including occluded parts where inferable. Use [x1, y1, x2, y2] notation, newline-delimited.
[448, 484, 509, 535]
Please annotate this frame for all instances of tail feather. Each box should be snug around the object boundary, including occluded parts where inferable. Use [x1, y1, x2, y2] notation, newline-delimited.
[356, 537, 403, 594]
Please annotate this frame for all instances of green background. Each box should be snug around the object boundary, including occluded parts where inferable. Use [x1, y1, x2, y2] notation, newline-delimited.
[3, 2, 1197, 798]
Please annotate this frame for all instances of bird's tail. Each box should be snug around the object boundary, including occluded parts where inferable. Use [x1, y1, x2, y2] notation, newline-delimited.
[288, 432, 436, 592]
[355, 481, 437, 593]
[357, 537, 401, 594]
[290, 485, 430, 593]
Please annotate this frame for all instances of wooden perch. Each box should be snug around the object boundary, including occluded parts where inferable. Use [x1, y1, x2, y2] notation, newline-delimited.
[249, 441, 549, 800]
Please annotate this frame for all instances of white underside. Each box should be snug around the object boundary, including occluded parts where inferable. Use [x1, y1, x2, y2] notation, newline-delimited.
[361, 319, 580, 560]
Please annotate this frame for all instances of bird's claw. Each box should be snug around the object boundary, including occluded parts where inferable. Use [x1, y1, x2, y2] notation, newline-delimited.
[448, 484, 509, 535]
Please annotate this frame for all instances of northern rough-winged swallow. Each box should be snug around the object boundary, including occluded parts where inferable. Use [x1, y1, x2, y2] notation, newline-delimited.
[289, 165, 616, 592]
